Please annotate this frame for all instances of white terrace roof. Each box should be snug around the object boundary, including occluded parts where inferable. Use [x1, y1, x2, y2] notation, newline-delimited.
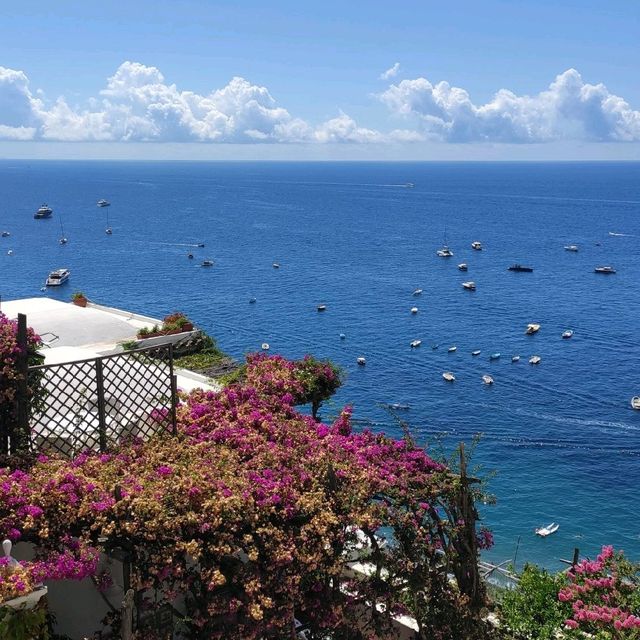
[1, 297, 218, 393]
[0, 297, 158, 351]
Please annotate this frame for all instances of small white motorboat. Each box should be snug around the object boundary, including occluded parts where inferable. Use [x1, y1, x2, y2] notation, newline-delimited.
[442, 371, 455, 382]
[249, 297, 257, 304]
[482, 375, 494, 385]
[594, 266, 616, 274]
[97, 199, 110, 207]
[562, 329, 574, 339]
[535, 522, 559, 537]
[529, 355, 541, 365]
[410, 339, 422, 348]
[317, 304, 327, 312]
[357, 356, 366, 366]
[564, 245, 579, 252]
[526, 323, 541, 335]
[462, 281, 476, 291]
[512, 355, 520, 363]
[388, 403, 410, 410]
[261, 343, 270, 351]
[339, 333, 346, 340]
[412, 288, 423, 296]
[471, 241, 482, 250]
[1, 231, 10, 237]
[202, 260, 214, 267]
[7, 250, 13, 255]
[458, 263, 468, 271]
[410, 306, 418, 314]
[448, 346, 457, 353]
[436, 246, 454, 257]
[105, 227, 113, 235]
[471, 350, 481, 356]
[631, 396, 640, 410]
[272, 262, 280, 269]
[489, 353, 500, 360]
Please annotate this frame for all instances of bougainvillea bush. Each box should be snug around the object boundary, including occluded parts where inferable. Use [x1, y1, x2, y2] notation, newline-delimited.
[0, 352, 492, 639]
[0, 312, 45, 454]
[559, 545, 640, 638]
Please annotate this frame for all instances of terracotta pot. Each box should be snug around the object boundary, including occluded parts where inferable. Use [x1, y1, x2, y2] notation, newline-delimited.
[73, 297, 88, 308]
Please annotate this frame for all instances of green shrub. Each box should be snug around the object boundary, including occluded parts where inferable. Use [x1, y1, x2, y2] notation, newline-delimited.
[499, 564, 570, 639]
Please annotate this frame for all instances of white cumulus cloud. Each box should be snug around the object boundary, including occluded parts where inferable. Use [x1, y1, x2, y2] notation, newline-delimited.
[379, 62, 401, 80]
[377, 69, 640, 143]
[0, 62, 638, 145]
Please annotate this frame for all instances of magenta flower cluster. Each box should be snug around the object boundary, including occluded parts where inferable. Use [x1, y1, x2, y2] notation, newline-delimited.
[559, 545, 640, 636]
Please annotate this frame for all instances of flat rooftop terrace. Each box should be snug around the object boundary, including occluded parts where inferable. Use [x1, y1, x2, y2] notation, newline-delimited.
[1, 297, 218, 393]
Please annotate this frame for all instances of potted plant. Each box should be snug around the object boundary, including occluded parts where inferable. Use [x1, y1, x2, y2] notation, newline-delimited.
[71, 292, 88, 308]
[163, 313, 194, 332]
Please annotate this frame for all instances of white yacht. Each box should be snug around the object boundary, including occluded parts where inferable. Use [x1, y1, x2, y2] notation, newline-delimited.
[562, 329, 574, 339]
[526, 323, 541, 335]
[458, 263, 468, 271]
[357, 356, 366, 366]
[482, 375, 494, 385]
[97, 199, 110, 207]
[410, 306, 418, 314]
[462, 281, 476, 291]
[564, 245, 579, 252]
[34, 204, 53, 219]
[46, 268, 70, 286]
[442, 372, 455, 382]
[410, 339, 422, 348]
[631, 396, 640, 410]
[448, 346, 457, 353]
[412, 288, 423, 296]
[471, 241, 482, 250]
[529, 355, 541, 365]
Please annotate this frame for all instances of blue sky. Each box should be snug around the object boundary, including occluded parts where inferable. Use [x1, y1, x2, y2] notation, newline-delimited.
[0, 0, 638, 159]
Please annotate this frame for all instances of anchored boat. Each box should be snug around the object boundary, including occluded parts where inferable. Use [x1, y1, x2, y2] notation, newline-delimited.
[34, 204, 53, 219]
[535, 523, 559, 537]
[46, 268, 70, 286]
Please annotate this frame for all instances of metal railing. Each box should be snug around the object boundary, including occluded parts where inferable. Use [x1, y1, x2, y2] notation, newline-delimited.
[25, 343, 177, 457]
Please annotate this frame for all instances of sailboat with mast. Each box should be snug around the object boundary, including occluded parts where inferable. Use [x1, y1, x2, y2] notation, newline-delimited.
[59, 216, 68, 244]
[436, 230, 454, 257]
[105, 207, 112, 235]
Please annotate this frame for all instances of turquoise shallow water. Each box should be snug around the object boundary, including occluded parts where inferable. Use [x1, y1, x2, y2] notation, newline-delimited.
[1, 160, 639, 570]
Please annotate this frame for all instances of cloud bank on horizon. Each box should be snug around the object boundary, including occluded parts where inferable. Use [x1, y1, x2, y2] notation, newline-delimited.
[0, 61, 638, 144]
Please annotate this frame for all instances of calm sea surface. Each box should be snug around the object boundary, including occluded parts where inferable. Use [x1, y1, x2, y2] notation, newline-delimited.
[1, 160, 639, 570]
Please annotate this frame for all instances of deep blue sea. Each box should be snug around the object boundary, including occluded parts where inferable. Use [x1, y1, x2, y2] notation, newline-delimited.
[1, 160, 639, 571]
